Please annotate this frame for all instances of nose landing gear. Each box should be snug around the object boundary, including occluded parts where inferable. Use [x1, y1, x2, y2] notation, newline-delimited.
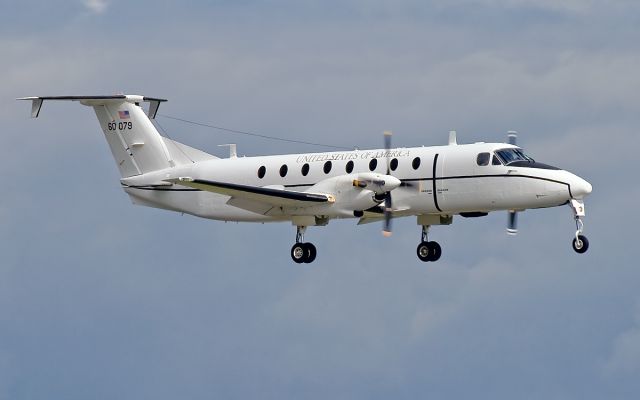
[570, 199, 589, 254]
[291, 225, 317, 263]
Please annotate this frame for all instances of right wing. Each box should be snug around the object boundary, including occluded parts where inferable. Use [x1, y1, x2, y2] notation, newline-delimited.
[166, 177, 334, 208]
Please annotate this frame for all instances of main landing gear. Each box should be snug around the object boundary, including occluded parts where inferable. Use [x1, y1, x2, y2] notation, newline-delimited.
[417, 225, 442, 262]
[570, 199, 589, 254]
[291, 226, 317, 264]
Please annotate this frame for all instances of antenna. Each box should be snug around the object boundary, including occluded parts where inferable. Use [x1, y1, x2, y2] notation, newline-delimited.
[448, 130, 457, 146]
[218, 144, 237, 158]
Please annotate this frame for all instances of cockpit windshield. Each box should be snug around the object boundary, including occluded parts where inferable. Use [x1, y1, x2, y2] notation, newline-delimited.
[494, 148, 534, 165]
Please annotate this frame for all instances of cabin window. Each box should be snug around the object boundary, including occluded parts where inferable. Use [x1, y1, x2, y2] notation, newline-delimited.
[345, 160, 354, 173]
[369, 158, 377, 171]
[390, 158, 398, 171]
[492, 155, 502, 165]
[412, 157, 421, 170]
[323, 161, 332, 174]
[257, 166, 266, 179]
[301, 163, 310, 176]
[476, 152, 490, 166]
[279, 164, 288, 177]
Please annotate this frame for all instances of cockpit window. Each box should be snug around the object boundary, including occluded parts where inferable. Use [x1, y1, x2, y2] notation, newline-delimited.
[492, 155, 502, 165]
[495, 148, 534, 165]
[476, 152, 490, 166]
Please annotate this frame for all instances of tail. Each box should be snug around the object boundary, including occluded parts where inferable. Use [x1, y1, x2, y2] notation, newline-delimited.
[18, 95, 214, 178]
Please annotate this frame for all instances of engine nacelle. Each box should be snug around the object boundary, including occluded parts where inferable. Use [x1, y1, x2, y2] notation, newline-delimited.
[303, 173, 400, 216]
[351, 172, 401, 194]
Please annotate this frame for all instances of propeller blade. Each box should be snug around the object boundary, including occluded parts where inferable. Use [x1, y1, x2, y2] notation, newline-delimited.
[383, 193, 392, 237]
[507, 210, 518, 235]
[384, 130, 392, 175]
[382, 130, 394, 236]
[507, 132, 518, 235]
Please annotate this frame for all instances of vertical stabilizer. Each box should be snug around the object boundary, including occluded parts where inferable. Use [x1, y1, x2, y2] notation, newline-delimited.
[92, 101, 173, 177]
[19, 95, 174, 178]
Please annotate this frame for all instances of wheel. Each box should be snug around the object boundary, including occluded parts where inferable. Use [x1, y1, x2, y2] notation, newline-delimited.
[428, 241, 442, 261]
[572, 234, 589, 254]
[417, 242, 431, 262]
[291, 243, 306, 263]
[304, 243, 317, 263]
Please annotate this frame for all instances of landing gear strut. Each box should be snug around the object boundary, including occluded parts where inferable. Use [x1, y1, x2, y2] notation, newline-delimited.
[291, 226, 317, 263]
[570, 199, 589, 254]
[417, 225, 442, 262]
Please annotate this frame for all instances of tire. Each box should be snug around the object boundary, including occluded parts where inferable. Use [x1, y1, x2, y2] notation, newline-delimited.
[417, 242, 431, 262]
[572, 235, 589, 254]
[428, 241, 442, 262]
[304, 243, 317, 263]
[291, 243, 306, 263]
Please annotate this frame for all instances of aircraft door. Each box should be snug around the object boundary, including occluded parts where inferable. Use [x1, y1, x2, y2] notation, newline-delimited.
[439, 151, 477, 211]
[473, 151, 504, 207]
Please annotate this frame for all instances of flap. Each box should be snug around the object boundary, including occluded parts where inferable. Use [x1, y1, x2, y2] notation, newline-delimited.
[167, 177, 334, 207]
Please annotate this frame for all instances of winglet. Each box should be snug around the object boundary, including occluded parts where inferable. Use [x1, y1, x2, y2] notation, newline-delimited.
[144, 97, 167, 119]
[17, 97, 44, 118]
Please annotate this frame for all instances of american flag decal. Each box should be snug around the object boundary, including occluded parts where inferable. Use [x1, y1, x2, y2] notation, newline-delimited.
[118, 110, 130, 119]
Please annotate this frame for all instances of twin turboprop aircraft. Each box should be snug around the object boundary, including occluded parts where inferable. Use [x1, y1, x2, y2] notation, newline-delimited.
[20, 95, 593, 263]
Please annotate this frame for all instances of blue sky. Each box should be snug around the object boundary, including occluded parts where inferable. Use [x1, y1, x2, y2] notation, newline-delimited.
[1, 1, 640, 399]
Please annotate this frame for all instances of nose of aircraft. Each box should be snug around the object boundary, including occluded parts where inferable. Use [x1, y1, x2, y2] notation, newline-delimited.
[571, 175, 592, 199]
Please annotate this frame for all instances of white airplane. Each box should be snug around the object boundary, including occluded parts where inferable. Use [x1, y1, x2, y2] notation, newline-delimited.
[20, 95, 592, 263]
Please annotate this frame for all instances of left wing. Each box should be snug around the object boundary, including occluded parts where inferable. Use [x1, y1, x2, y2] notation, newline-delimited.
[166, 177, 334, 207]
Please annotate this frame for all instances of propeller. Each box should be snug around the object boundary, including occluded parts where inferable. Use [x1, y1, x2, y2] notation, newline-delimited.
[507, 210, 518, 235]
[506, 130, 518, 235]
[383, 130, 393, 237]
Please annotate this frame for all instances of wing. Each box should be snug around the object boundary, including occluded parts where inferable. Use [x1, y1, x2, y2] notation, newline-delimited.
[166, 177, 334, 208]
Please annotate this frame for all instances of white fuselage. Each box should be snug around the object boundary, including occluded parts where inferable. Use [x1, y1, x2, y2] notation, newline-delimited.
[121, 142, 591, 223]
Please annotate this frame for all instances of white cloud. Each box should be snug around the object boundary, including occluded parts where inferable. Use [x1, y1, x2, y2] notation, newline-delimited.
[604, 303, 640, 376]
[83, 0, 109, 14]
[474, 0, 595, 13]
[3, 2, 640, 398]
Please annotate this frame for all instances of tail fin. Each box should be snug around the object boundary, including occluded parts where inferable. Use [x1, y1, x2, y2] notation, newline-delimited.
[19, 95, 182, 178]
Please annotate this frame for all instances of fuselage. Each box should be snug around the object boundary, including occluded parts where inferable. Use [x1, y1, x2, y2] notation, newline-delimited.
[121, 142, 592, 222]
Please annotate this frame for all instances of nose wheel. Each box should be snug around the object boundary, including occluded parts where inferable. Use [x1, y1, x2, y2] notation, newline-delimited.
[570, 199, 589, 254]
[291, 226, 317, 263]
[417, 225, 442, 262]
[572, 234, 589, 254]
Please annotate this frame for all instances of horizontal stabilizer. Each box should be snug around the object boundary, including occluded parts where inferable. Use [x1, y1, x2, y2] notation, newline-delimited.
[18, 95, 167, 119]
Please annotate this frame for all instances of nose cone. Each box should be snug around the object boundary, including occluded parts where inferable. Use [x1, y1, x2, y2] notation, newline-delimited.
[571, 175, 593, 199]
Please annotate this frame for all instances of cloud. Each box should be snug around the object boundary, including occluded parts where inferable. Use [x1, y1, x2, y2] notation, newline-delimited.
[3, 1, 640, 399]
[604, 303, 640, 376]
[466, 0, 595, 13]
[83, 0, 109, 14]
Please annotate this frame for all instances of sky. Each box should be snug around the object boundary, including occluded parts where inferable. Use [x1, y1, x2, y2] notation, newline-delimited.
[1, 0, 640, 398]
